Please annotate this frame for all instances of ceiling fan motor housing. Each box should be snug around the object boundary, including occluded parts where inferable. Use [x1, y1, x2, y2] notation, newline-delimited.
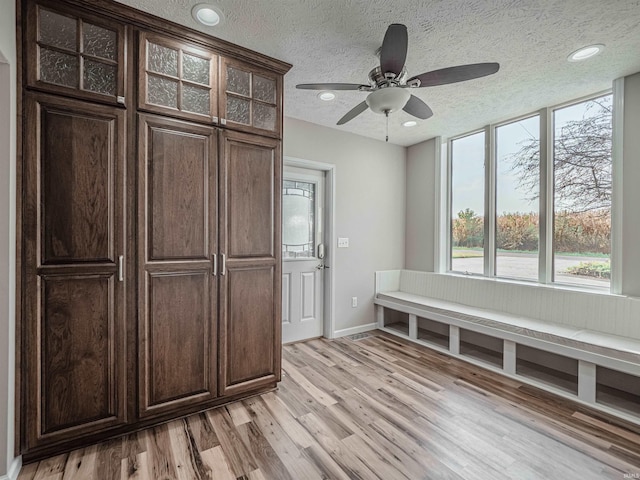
[365, 86, 411, 114]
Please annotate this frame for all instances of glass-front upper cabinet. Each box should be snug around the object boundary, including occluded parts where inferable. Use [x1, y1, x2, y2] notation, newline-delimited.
[25, 1, 126, 104]
[220, 57, 282, 138]
[138, 32, 218, 123]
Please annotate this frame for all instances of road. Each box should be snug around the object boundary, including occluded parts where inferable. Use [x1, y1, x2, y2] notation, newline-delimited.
[452, 251, 609, 287]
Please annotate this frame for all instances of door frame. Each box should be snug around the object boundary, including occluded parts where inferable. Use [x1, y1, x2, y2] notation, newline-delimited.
[283, 157, 336, 339]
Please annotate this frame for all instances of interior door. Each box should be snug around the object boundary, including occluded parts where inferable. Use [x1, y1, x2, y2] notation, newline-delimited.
[282, 166, 325, 344]
[138, 113, 218, 417]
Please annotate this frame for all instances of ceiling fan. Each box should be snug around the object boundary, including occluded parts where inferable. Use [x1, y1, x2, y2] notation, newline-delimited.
[296, 24, 500, 137]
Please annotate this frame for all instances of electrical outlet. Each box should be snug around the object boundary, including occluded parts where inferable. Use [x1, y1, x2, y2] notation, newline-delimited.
[338, 237, 349, 248]
[351, 296, 358, 308]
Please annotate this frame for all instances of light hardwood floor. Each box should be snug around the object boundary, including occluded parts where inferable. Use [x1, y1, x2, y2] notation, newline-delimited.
[19, 332, 640, 479]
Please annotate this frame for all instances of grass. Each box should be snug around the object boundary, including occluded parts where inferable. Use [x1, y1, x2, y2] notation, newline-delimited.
[453, 247, 610, 259]
[452, 248, 483, 259]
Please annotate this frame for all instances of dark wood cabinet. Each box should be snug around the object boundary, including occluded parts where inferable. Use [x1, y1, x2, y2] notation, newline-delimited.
[138, 32, 219, 124]
[219, 131, 282, 396]
[22, 92, 128, 449]
[19, 0, 289, 461]
[137, 114, 219, 417]
[24, 0, 127, 105]
[220, 57, 283, 138]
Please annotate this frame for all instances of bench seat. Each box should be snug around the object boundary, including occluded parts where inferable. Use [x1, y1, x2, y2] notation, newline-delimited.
[373, 270, 640, 425]
[377, 290, 640, 365]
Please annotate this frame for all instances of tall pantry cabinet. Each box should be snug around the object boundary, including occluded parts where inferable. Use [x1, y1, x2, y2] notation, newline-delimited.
[18, 0, 290, 461]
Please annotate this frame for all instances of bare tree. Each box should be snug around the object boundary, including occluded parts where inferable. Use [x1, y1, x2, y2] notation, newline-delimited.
[508, 95, 612, 213]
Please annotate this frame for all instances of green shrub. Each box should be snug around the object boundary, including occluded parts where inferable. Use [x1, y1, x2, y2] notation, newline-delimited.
[452, 210, 610, 254]
[565, 261, 610, 279]
[452, 208, 483, 248]
[496, 212, 538, 251]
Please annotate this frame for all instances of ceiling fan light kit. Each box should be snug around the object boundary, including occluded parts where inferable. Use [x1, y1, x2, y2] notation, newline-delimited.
[365, 87, 410, 114]
[296, 23, 500, 141]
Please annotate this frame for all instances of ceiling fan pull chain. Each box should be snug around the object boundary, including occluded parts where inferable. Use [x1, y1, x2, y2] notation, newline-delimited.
[385, 111, 389, 142]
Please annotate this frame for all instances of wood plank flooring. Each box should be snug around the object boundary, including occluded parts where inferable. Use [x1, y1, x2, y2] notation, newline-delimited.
[19, 332, 640, 479]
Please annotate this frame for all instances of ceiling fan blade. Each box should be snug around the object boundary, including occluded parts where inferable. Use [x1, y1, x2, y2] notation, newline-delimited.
[296, 83, 367, 91]
[380, 24, 408, 76]
[337, 101, 369, 125]
[408, 62, 500, 87]
[403, 95, 433, 120]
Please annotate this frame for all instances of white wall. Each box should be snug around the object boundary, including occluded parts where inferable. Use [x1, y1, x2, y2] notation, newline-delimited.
[622, 72, 640, 297]
[0, 0, 18, 477]
[405, 138, 438, 271]
[283, 117, 406, 333]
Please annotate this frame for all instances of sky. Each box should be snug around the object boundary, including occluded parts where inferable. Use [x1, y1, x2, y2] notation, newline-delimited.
[451, 95, 611, 218]
[451, 115, 540, 216]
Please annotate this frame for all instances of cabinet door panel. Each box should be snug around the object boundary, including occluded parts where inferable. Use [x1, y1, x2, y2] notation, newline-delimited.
[138, 114, 218, 417]
[144, 272, 213, 410]
[147, 123, 209, 260]
[41, 274, 118, 435]
[224, 136, 276, 258]
[25, 0, 126, 104]
[219, 265, 279, 396]
[42, 108, 114, 264]
[219, 130, 281, 397]
[220, 57, 282, 138]
[138, 31, 218, 123]
[23, 92, 127, 449]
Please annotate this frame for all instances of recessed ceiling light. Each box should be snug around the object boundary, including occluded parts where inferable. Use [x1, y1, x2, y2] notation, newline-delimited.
[568, 44, 604, 62]
[192, 3, 223, 26]
[402, 120, 417, 127]
[317, 91, 335, 101]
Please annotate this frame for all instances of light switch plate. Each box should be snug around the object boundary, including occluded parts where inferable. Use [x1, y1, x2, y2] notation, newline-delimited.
[337, 237, 349, 248]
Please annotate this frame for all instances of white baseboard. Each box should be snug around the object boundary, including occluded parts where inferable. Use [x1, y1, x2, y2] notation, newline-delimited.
[333, 322, 377, 338]
[0, 456, 22, 480]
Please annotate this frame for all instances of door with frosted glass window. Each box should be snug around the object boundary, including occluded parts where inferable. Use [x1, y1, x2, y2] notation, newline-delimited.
[282, 167, 325, 343]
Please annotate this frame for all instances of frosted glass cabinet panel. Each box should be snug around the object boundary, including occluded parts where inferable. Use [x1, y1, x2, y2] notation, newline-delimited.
[26, 2, 125, 102]
[221, 57, 281, 137]
[139, 32, 218, 123]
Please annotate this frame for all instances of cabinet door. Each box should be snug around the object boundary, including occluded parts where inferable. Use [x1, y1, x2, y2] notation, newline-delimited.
[138, 114, 219, 418]
[219, 130, 282, 397]
[25, 0, 126, 105]
[220, 57, 282, 138]
[138, 31, 219, 124]
[22, 93, 128, 449]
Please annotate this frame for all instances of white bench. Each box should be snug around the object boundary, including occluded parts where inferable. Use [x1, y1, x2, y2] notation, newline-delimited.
[374, 270, 640, 424]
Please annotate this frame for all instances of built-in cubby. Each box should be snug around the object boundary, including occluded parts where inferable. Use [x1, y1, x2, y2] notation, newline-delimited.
[596, 366, 640, 416]
[417, 317, 449, 348]
[459, 330, 503, 368]
[516, 345, 578, 395]
[376, 300, 640, 425]
[383, 309, 410, 335]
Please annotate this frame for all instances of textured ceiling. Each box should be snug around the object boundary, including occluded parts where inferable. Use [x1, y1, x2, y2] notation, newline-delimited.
[116, 0, 640, 146]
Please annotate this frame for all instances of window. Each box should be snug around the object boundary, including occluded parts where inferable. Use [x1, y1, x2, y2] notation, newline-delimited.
[495, 115, 540, 281]
[282, 180, 315, 259]
[553, 96, 612, 288]
[450, 132, 485, 274]
[447, 93, 613, 290]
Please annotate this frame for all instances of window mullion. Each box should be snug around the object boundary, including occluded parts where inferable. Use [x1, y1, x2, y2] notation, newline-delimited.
[485, 125, 496, 277]
[539, 107, 554, 284]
